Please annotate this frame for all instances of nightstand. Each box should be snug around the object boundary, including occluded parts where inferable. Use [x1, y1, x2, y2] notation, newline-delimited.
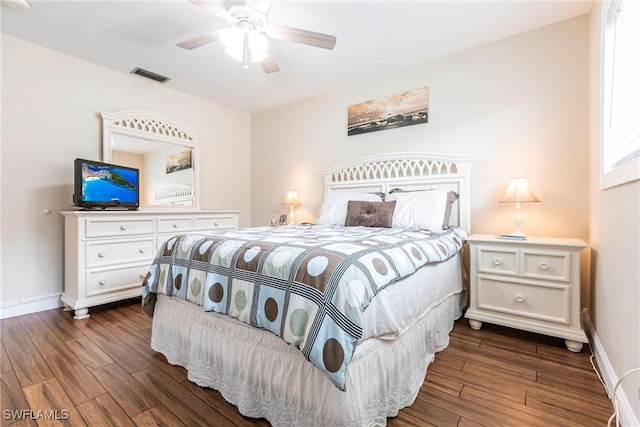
[465, 234, 588, 352]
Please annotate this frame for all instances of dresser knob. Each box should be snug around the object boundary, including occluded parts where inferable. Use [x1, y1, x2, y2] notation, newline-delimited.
[515, 295, 525, 303]
[173, 223, 179, 228]
[539, 262, 549, 270]
[99, 280, 107, 286]
[98, 252, 107, 258]
[139, 273, 146, 279]
[120, 224, 128, 231]
[214, 222, 218, 226]
[493, 258, 502, 265]
[139, 248, 146, 253]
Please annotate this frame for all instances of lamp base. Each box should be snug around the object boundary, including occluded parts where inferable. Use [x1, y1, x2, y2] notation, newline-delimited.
[288, 205, 295, 225]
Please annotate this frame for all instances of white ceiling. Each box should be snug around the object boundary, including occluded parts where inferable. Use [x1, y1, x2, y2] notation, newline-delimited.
[1, 0, 592, 114]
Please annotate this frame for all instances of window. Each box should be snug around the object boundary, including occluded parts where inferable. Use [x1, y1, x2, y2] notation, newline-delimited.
[600, 0, 640, 189]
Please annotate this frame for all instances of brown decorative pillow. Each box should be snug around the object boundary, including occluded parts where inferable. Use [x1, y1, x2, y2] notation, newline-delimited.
[345, 200, 396, 228]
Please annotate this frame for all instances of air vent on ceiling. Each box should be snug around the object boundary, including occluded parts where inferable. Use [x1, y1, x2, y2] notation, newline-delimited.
[130, 67, 170, 84]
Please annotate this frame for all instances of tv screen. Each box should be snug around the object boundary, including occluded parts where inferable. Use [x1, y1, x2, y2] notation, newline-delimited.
[74, 158, 139, 210]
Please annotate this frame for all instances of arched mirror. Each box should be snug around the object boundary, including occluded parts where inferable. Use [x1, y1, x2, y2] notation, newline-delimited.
[101, 110, 200, 208]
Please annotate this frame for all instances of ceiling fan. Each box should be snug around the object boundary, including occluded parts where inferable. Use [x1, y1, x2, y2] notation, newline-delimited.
[178, 0, 337, 73]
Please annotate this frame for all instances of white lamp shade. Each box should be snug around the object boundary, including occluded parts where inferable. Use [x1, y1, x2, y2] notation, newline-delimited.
[282, 190, 301, 206]
[500, 177, 540, 203]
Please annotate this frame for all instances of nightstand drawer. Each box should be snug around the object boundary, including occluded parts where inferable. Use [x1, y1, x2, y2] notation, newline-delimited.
[476, 276, 570, 324]
[476, 247, 518, 275]
[522, 250, 570, 282]
[194, 216, 238, 231]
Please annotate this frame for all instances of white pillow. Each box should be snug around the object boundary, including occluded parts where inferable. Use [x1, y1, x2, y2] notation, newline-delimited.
[316, 192, 383, 225]
[386, 187, 449, 230]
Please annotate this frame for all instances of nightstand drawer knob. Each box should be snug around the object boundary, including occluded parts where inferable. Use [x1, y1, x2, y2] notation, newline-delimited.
[98, 252, 107, 258]
[515, 295, 525, 303]
[539, 262, 549, 270]
[99, 279, 107, 286]
[120, 225, 128, 231]
[493, 258, 502, 265]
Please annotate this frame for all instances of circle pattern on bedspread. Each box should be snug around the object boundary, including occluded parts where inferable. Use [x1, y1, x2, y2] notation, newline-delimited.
[190, 278, 201, 297]
[372, 258, 388, 275]
[209, 282, 224, 303]
[234, 289, 247, 311]
[307, 256, 329, 277]
[243, 245, 261, 263]
[322, 338, 344, 373]
[411, 246, 423, 260]
[265, 297, 278, 322]
[289, 309, 308, 337]
[174, 274, 183, 290]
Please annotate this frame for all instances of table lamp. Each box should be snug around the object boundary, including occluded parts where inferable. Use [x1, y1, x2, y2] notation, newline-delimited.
[282, 190, 302, 225]
[499, 177, 540, 237]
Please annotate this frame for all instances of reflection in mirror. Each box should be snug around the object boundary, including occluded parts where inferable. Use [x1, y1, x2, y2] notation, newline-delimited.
[101, 111, 200, 208]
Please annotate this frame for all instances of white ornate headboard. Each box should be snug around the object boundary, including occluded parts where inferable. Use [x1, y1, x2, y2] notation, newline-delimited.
[154, 184, 195, 206]
[322, 153, 471, 231]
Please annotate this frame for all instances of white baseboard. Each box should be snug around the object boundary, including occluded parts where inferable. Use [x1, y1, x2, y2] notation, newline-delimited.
[0, 293, 64, 319]
[584, 314, 640, 426]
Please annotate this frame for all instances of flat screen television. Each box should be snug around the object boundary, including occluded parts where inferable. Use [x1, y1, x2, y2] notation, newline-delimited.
[73, 158, 139, 210]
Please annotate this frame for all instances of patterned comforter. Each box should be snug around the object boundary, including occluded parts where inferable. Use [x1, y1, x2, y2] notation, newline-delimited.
[142, 224, 467, 390]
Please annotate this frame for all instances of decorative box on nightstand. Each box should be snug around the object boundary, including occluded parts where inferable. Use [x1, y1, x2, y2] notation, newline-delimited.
[464, 234, 588, 352]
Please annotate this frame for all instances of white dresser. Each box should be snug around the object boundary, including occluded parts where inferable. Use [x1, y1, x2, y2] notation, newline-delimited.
[465, 234, 587, 352]
[61, 209, 240, 319]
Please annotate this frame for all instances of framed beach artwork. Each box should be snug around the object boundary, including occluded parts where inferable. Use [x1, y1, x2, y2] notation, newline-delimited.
[166, 149, 192, 174]
[347, 87, 429, 136]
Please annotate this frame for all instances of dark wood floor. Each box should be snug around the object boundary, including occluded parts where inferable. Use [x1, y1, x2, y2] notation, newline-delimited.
[1, 300, 612, 426]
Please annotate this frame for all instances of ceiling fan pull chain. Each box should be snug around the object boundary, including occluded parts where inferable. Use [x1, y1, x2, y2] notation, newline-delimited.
[243, 33, 250, 69]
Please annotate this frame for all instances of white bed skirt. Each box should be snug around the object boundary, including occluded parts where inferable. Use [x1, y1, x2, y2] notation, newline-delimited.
[151, 290, 463, 427]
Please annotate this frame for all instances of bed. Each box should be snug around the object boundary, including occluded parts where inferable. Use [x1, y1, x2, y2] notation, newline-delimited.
[142, 153, 471, 426]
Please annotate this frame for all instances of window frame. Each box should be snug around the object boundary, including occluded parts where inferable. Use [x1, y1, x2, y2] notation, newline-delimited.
[599, 0, 640, 189]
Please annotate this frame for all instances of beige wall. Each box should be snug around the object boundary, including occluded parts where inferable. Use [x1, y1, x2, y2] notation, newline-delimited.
[588, 3, 640, 423]
[252, 16, 589, 238]
[0, 35, 251, 305]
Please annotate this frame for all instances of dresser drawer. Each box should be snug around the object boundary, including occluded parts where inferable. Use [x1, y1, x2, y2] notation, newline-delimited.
[86, 239, 155, 268]
[522, 250, 570, 282]
[194, 216, 238, 231]
[476, 247, 518, 276]
[86, 218, 155, 238]
[476, 276, 570, 324]
[86, 265, 148, 297]
[158, 217, 193, 233]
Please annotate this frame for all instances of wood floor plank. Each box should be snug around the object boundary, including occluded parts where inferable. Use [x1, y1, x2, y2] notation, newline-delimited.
[460, 384, 586, 427]
[17, 313, 52, 338]
[1, 371, 37, 426]
[30, 333, 106, 405]
[526, 387, 613, 424]
[36, 309, 86, 342]
[179, 379, 271, 427]
[441, 346, 538, 382]
[133, 367, 238, 426]
[22, 378, 87, 427]
[132, 367, 235, 427]
[93, 318, 187, 383]
[422, 370, 464, 397]
[427, 361, 527, 404]
[132, 404, 187, 427]
[1, 325, 53, 387]
[1, 342, 13, 373]
[91, 363, 159, 418]
[71, 319, 149, 374]
[64, 336, 114, 370]
[76, 393, 136, 427]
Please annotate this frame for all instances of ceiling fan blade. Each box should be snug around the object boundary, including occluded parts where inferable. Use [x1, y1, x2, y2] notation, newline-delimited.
[261, 56, 280, 73]
[177, 31, 220, 50]
[273, 25, 336, 50]
[187, 0, 225, 14]
[246, 0, 272, 14]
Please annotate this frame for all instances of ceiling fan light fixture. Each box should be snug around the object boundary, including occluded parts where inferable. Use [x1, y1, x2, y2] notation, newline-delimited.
[219, 28, 268, 65]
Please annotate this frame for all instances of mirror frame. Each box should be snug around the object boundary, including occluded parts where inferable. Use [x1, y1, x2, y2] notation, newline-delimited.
[101, 110, 200, 209]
